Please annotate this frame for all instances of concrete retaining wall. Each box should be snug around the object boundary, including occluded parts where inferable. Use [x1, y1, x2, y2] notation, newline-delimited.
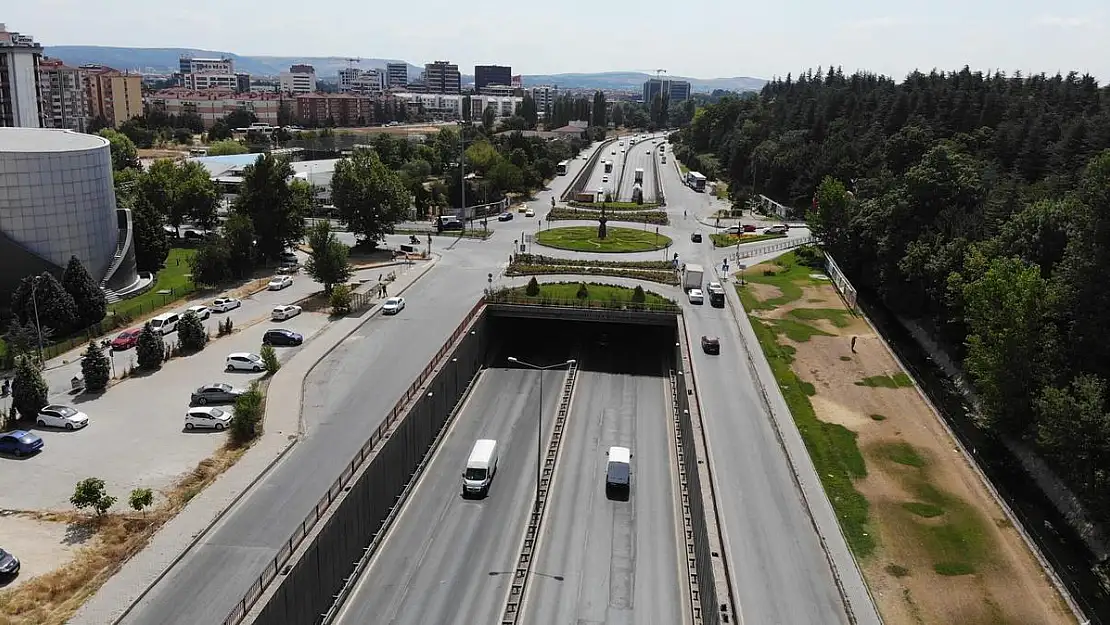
[561, 137, 617, 202]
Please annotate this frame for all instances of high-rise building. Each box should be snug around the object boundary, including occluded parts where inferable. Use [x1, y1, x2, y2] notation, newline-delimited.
[38, 58, 89, 132]
[179, 56, 234, 75]
[178, 55, 248, 92]
[642, 78, 692, 103]
[386, 62, 408, 89]
[339, 67, 383, 94]
[280, 64, 317, 94]
[424, 61, 460, 94]
[84, 66, 142, 128]
[0, 23, 44, 128]
[668, 80, 691, 102]
[529, 85, 558, 118]
[474, 64, 511, 92]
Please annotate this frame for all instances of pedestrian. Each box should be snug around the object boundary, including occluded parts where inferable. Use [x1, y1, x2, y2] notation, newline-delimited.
[382, 284, 388, 298]
[851, 336, 858, 353]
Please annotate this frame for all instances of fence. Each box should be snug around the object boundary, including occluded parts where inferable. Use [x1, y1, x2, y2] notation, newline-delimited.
[222, 297, 487, 625]
[824, 254, 858, 311]
[732, 235, 815, 260]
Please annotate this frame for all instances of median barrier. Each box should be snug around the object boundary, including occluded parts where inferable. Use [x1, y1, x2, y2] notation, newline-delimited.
[561, 137, 618, 202]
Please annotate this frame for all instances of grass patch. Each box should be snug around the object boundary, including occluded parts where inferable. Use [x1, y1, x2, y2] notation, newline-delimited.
[885, 563, 911, 578]
[769, 318, 834, 342]
[710, 232, 787, 248]
[879, 442, 927, 468]
[566, 201, 661, 211]
[902, 502, 945, 518]
[547, 208, 668, 225]
[799, 380, 816, 396]
[734, 252, 827, 311]
[856, 373, 914, 388]
[789, 307, 853, 328]
[498, 282, 674, 308]
[109, 248, 198, 320]
[933, 562, 976, 576]
[869, 413, 888, 421]
[535, 226, 672, 253]
[747, 315, 874, 556]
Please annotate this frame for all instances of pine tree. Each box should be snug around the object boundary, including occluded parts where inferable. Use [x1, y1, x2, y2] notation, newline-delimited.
[81, 341, 111, 392]
[62, 256, 108, 328]
[177, 311, 207, 352]
[12, 356, 48, 420]
[136, 323, 165, 369]
[17, 273, 78, 335]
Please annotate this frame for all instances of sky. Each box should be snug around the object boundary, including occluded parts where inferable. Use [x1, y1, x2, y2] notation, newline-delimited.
[8, 0, 1109, 81]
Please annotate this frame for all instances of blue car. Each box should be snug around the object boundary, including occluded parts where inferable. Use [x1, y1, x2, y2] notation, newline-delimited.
[497, 212, 514, 222]
[0, 430, 44, 457]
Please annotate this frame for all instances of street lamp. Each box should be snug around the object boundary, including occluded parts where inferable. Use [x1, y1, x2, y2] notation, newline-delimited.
[30, 276, 44, 364]
[507, 356, 576, 516]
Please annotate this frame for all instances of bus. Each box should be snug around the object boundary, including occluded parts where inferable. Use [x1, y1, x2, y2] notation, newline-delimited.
[556, 160, 569, 176]
[686, 171, 707, 192]
[603, 160, 613, 174]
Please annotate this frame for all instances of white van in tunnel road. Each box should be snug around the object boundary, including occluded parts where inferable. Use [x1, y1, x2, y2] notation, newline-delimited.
[462, 439, 499, 498]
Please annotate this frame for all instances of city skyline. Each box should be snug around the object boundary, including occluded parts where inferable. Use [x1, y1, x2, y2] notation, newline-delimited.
[6, 0, 1109, 81]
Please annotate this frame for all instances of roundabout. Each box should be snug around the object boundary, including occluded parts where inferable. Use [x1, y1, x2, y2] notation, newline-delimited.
[534, 226, 673, 253]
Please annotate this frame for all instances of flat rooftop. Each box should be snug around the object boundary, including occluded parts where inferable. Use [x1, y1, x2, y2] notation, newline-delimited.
[0, 128, 109, 153]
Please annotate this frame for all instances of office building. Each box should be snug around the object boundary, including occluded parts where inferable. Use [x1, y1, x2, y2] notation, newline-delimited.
[339, 67, 383, 94]
[84, 66, 143, 128]
[177, 55, 249, 92]
[38, 58, 89, 132]
[423, 61, 460, 94]
[386, 62, 408, 89]
[0, 128, 140, 303]
[668, 79, 691, 102]
[179, 56, 234, 75]
[0, 24, 43, 127]
[279, 64, 317, 95]
[145, 88, 282, 128]
[529, 85, 558, 118]
[642, 78, 691, 103]
[474, 65, 511, 91]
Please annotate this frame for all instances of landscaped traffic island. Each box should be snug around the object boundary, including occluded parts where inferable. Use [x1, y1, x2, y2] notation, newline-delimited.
[490, 280, 678, 311]
[535, 226, 672, 253]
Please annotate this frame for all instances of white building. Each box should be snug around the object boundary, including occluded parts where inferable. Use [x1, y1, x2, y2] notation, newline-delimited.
[338, 67, 383, 94]
[392, 92, 522, 121]
[0, 24, 43, 128]
[178, 55, 248, 92]
[279, 64, 317, 95]
[180, 56, 234, 75]
[529, 85, 558, 118]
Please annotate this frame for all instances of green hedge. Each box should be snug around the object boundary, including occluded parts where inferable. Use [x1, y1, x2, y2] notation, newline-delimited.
[546, 208, 668, 225]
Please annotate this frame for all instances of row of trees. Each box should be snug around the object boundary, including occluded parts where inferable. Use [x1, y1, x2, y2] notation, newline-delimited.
[5, 257, 108, 352]
[679, 67, 1110, 526]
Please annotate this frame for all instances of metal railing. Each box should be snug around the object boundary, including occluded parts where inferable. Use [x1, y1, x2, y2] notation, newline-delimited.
[486, 291, 680, 314]
[733, 235, 815, 260]
[222, 297, 488, 625]
[670, 368, 704, 625]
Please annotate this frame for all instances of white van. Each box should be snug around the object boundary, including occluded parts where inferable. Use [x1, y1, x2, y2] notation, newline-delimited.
[605, 446, 631, 498]
[149, 312, 180, 335]
[462, 439, 498, 498]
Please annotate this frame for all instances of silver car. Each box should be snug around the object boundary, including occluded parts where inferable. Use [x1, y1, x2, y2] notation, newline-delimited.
[191, 383, 246, 405]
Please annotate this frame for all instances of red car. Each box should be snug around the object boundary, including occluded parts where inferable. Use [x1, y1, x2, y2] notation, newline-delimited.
[111, 329, 141, 350]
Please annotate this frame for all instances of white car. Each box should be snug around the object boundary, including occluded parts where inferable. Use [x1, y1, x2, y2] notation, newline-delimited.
[525, 208, 535, 217]
[602, 175, 609, 183]
[271, 304, 302, 321]
[707, 281, 724, 295]
[268, 275, 293, 290]
[211, 297, 242, 312]
[688, 288, 705, 304]
[226, 352, 265, 372]
[185, 407, 232, 431]
[185, 305, 211, 320]
[36, 405, 89, 430]
[382, 297, 406, 315]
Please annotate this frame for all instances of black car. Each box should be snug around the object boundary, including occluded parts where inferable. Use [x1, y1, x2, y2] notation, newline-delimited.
[701, 335, 721, 355]
[0, 547, 20, 578]
[691, 231, 703, 243]
[262, 329, 304, 346]
[709, 291, 725, 308]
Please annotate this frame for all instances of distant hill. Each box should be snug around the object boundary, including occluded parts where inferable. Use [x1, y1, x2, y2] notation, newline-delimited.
[42, 46, 766, 92]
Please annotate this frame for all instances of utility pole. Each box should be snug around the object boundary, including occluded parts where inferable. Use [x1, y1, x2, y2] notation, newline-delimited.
[30, 276, 44, 364]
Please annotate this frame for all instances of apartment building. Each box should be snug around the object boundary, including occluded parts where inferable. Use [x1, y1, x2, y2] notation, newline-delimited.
[279, 64, 316, 95]
[38, 58, 89, 131]
[474, 64, 511, 92]
[84, 65, 142, 128]
[529, 85, 558, 118]
[180, 56, 234, 75]
[0, 23, 43, 127]
[145, 88, 281, 128]
[423, 61, 460, 94]
[386, 62, 408, 89]
[393, 92, 521, 121]
[295, 93, 382, 127]
[338, 67, 383, 94]
[177, 55, 249, 92]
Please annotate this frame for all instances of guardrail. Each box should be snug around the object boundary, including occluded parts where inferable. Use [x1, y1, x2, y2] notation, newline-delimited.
[670, 367, 704, 625]
[652, 148, 665, 206]
[561, 138, 617, 202]
[221, 297, 488, 625]
[733, 235, 815, 260]
[485, 291, 680, 314]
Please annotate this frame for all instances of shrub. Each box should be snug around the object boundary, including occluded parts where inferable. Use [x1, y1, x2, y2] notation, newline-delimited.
[260, 344, 279, 373]
[794, 244, 825, 268]
[576, 282, 589, 299]
[525, 277, 540, 296]
[217, 317, 234, 337]
[631, 285, 646, 303]
[177, 311, 208, 352]
[81, 341, 111, 392]
[229, 382, 265, 445]
[11, 355, 48, 420]
[70, 477, 116, 516]
[136, 323, 164, 369]
[129, 487, 154, 514]
[330, 284, 353, 315]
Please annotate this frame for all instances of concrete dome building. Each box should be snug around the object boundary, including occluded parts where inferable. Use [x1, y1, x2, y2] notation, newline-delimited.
[0, 128, 138, 307]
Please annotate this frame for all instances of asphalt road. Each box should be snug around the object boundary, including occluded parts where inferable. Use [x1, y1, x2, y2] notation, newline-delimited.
[618, 138, 661, 203]
[523, 370, 688, 625]
[330, 368, 566, 625]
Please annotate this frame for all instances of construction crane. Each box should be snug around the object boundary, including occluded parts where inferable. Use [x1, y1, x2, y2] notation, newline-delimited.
[346, 57, 361, 69]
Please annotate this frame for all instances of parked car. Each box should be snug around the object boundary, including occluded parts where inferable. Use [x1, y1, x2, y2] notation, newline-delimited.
[211, 297, 242, 312]
[691, 231, 703, 243]
[268, 275, 293, 290]
[149, 312, 180, 335]
[271, 304, 302, 321]
[688, 289, 704, 304]
[701, 335, 721, 355]
[185, 407, 232, 431]
[185, 305, 211, 320]
[226, 353, 265, 372]
[36, 405, 89, 430]
[110, 329, 141, 350]
[0, 430, 44, 457]
[498, 212, 514, 222]
[0, 547, 19, 578]
[382, 297, 406, 315]
[262, 328, 303, 346]
[191, 383, 245, 405]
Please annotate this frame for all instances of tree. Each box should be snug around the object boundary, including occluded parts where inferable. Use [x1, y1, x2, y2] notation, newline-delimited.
[576, 282, 589, 299]
[177, 160, 219, 231]
[519, 94, 538, 129]
[207, 139, 247, 155]
[190, 237, 233, 286]
[612, 104, 625, 127]
[260, 344, 279, 373]
[232, 154, 305, 261]
[81, 341, 111, 392]
[177, 311, 207, 352]
[330, 284, 353, 314]
[2, 321, 41, 358]
[136, 323, 165, 369]
[631, 285, 646, 303]
[131, 194, 169, 272]
[591, 91, 608, 127]
[62, 256, 107, 328]
[230, 382, 264, 444]
[304, 220, 352, 294]
[70, 477, 116, 516]
[482, 105, 496, 131]
[223, 108, 258, 130]
[98, 129, 140, 171]
[14, 273, 78, 335]
[525, 277, 540, 296]
[222, 212, 256, 277]
[11, 356, 48, 420]
[129, 487, 154, 515]
[331, 150, 410, 246]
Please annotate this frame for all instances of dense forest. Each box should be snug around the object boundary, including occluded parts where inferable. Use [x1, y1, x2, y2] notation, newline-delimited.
[675, 67, 1110, 529]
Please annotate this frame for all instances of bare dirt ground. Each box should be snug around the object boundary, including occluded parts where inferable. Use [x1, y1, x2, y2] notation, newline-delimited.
[0, 513, 87, 591]
[742, 259, 1075, 625]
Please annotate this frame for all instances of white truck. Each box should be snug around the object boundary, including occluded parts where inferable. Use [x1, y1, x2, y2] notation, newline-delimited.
[462, 439, 499, 498]
[682, 263, 704, 291]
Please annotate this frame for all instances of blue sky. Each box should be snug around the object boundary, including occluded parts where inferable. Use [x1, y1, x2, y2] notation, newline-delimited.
[10, 0, 1109, 80]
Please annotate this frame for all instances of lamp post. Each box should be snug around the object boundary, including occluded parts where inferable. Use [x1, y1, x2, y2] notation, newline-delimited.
[30, 276, 44, 364]
[507, 356, 576, 516]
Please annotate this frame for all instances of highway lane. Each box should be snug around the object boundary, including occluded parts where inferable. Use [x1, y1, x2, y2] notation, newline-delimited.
[619, 137, 660, 203]
[581, 135, 630, 201]
[331, 368, 567, 625]
[524, 370, 688, 625]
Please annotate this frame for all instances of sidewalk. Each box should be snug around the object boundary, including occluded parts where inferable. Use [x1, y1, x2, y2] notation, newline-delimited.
[69, 255, 440, 625]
